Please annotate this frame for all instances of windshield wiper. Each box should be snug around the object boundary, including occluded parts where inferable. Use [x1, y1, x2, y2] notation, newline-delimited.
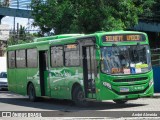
[112, 44, 130, 67]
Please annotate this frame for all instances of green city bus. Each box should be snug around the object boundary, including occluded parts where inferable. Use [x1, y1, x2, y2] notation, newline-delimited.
[7, 31, 154, 106]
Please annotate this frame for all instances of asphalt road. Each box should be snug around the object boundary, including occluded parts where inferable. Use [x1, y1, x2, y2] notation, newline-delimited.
[0, 90, 160, 118]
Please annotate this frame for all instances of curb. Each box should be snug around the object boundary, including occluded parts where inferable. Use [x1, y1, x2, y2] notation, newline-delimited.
[152, 94, 160, 98]
[141, 94, 160, 98]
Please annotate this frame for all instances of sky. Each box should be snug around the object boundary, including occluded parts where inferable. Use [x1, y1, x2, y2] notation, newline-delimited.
[1, 0, 39, 31]
[1, 16, 36, 30]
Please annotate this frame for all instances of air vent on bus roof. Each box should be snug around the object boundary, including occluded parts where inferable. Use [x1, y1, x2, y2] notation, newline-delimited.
[34, 34, 84, 42]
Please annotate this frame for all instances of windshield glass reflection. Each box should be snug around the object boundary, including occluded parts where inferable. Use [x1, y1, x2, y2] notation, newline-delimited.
[101, 45, 151, 75]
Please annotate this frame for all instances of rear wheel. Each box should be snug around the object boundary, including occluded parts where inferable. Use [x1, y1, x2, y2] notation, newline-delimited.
[72, 86, 89, 106]
[113, 100, 128, 104]
[28, 83, 37, 102]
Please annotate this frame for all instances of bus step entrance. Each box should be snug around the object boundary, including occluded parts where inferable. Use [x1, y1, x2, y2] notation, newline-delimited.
[83, 46, 96, 99]
[87, 88, 96, 93]
[87, 79, 96, 93]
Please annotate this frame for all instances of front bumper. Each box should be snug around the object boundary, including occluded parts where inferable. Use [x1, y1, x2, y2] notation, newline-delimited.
[0, 83, 8, 89]
[97, 71, 154, 101]
[97, 83, 154, 101]
[113, 85, 154, 100]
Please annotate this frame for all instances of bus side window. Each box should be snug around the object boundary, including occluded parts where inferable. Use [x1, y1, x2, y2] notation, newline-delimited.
[51, 46, 64, 67]
[8, 51, 16, 68]
[65, 50, 80, 66]
[27, 49, 38, 68]
[64, 44, 80, 67]
[16, 50, 26, 68]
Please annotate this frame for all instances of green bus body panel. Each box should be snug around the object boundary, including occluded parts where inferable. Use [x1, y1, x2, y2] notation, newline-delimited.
[48, 67, 83, 99]
[44, 71, 50, 96]
[27, 68, 41, 96]
[15, 69, 27, 95]
[8, 68, 40, 96]
[7, 31, 154, 101]
[37, 45, 49, 51]
[8, 69, 16, 92]
[96, 71, 153, 100]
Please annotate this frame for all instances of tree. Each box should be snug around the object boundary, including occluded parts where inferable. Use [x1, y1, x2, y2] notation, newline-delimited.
[140, 0, 160, 22]
[31, 0, 154, 34]
[7, 25, 37, 45]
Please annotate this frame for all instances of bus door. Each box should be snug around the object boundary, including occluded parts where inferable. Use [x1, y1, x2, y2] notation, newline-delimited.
[39, 50, 50, 96]
[82, 46, 96, 99]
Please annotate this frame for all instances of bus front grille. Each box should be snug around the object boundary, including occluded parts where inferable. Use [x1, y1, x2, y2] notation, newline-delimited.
[113, 77, 148, 82]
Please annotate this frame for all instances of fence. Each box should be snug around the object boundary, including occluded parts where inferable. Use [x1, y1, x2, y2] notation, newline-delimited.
[151, 48, 160, 93]
[151, 48, 160, 67]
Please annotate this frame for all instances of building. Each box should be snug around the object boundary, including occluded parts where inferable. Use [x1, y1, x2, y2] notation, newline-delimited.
[133, 20, 160, 49]
[0, 24, 9, 56]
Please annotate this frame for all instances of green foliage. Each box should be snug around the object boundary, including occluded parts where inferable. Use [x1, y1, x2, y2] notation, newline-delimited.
[148, 0, 160, 21]
[18, 25, 26, 40]
[7, 25, 38, 45]
[31, 0, 154, 34]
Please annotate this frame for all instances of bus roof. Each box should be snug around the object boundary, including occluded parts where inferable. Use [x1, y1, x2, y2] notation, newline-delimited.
[94, 30, 147, 35]
[7, 31, 147, 51]
[34, 34, 85, 42]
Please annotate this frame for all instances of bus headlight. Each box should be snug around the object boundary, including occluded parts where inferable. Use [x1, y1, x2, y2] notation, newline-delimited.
[103, 82, 112, 89]
[149, 79, 154, 86]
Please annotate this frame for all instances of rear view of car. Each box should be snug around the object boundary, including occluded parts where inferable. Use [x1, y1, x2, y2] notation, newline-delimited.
[0, 72, 8, 90]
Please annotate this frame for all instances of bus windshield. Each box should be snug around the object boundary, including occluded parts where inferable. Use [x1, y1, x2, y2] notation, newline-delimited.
[101, 45, 151, 75]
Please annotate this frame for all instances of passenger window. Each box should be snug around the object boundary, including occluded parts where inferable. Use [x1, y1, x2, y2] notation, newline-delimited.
[27, 49, 37, 68]
[16, 50, 26, 68]
[64, 44, 80, 66]
[51, 46, 64, 67]
[8, 51, 16, 68]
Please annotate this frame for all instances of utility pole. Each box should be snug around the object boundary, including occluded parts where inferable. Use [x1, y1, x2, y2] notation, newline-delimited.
[13, 15, 16, 43]
[13, 0, 19, 43]
[17, 23, 19, 40]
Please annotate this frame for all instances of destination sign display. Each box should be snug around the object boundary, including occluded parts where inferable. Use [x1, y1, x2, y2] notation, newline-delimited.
[65, 44, 78, 51]
[66, 44, 77, 49]
[102, 34, 145, 42]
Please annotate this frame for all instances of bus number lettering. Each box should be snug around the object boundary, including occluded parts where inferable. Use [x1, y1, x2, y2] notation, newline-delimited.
[127, 35, 140, 41]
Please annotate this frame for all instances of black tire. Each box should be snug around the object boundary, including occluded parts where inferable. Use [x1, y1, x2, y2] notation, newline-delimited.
[113, 99, 128, 104]
[72, 86, 89, 107]
[28, 83, 37, 102]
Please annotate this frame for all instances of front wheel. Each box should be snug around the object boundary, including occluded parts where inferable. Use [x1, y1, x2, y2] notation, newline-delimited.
[28, 83, 37, 102]
[113, 100, 128, 104]
[72, 86, 89, 107]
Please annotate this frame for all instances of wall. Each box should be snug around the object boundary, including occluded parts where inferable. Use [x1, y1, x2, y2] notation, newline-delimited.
[0, 57, 7, 73]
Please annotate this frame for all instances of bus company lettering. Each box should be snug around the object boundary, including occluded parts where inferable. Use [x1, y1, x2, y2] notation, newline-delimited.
[11, 112, 42, 117]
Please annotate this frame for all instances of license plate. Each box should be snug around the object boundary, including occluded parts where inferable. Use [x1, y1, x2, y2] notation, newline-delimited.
[120, 87, 129, 92]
